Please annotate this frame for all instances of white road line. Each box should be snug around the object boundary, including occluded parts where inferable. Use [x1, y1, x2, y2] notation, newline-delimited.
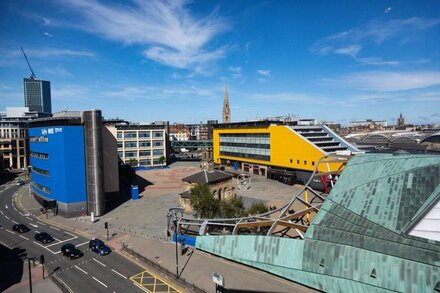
[19, 235, 29, 240]
[64, 231, 76, 237]
[5, 215, 10, 220]
[92, 258, 106, 267]
[54, 250, 62, 254]
[74, 265, 88, 274]
[35, 230, 40, 233]
[45, 236, 77, 248]
[92, 277, 108, 288]
[18, 212, 25, 216]
[29, 223, 38, 228]
[76, 241, 89, 248]
[5, 229, 15, 235]
[53, 237, 61, 242]
[0, 210, 3, 214]
[49, 226, 60, 231]
[37, 221, 46, 226]
[13, 207, 17, 211]
[111, 269, 127, 279]
[25, 217, 32, 221]
[12, 220, 18, 224]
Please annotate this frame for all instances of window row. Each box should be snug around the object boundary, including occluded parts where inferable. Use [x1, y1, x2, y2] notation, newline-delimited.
[220, 146, 270, 156]
[30, 152, 49, 160]
[219, 142, 270, 149]
[30, 136, 48, 143]
[220, 151, 270, 161]
[117, 131, 164, 139]
[32, 182, 51, 194]
[32, 166, 50, 176]
[117, 149, 164, 158]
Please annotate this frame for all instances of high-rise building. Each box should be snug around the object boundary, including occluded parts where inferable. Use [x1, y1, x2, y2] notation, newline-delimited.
[222, 84, 231, 123]
[24, 78, 52, 113]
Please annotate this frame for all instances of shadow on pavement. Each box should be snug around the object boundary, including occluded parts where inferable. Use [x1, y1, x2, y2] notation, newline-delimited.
[0, 245, 25, 292]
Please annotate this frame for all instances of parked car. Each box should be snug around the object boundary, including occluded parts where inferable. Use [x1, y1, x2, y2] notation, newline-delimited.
[89, 239, 111, 256]
[34, 232, 54, 244]
[12, 224, 30, 233]
[61, 243, 83, 259]
[16, 180, 25, 186]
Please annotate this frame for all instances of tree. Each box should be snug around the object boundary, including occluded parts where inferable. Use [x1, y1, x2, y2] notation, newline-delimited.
[247, 201, 269, 216]
[189, 183, 221, 218]
[128, 158, 138, 167]
[158, 156, 166, 164]
[221, 196, 246, 218]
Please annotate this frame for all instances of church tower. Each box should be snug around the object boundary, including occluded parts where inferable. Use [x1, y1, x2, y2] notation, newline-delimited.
[222, 84, 231, 123]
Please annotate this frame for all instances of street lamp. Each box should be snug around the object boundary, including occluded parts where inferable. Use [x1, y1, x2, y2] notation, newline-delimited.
[167, 207, 184, 279]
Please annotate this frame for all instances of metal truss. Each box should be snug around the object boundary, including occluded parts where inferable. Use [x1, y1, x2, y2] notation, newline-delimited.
[173, 152, 351, 239]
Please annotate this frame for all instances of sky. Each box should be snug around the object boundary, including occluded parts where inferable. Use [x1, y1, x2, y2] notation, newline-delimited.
[0, 0, 439, 125]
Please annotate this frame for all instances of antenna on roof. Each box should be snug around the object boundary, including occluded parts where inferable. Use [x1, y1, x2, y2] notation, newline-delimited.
[20, 47, 37, 79]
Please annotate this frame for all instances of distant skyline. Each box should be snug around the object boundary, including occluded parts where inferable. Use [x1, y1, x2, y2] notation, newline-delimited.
[0, 0, 439, 125]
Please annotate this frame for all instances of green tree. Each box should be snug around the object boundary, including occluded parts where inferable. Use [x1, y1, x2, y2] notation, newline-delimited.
[158, 156, 166, 164]
[221, 196, 247, 218]
[247, 201, 269, 216]
[128, 158, 138, 167]
[189, 183, 221, 218]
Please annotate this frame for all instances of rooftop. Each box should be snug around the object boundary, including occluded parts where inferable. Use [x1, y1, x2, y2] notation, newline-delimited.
[182, 170, 233, 185]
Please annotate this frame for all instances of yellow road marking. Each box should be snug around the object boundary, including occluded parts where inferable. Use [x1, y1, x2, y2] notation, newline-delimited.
[130, 270, 181, 293]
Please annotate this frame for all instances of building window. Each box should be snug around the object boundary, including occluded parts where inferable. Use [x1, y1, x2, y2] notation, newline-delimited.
[312, 161, 315, 166]
[297, 160, 299, 164]
[139, 141, 151, 148]
[153, 149, 163, 156]
[153, 158, 164, 165]
[124, 141, 137, 149]
[32, 166, 49, 176]
[153, 141, 163, 147]
[117, 151, 123, 158]
[117, 142, 123, 149]
[124, 131, 137, 139]
[30, 136, 48, 143]
[153, 131, 163, 138]
[32, 182, 51, 194]
[290, 159, 292, 163]
[139, 150, 151, 157]
[30, 151, 48, 160]
[139, 159, 151, 166]
[117, 131, 122, 139]
[139, 131, 150, 138]
[304, 160, 307, 165]
[125, 151, 137, 158]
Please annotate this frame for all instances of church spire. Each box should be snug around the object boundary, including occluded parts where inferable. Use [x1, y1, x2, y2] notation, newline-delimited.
[222, 84, 231, 123]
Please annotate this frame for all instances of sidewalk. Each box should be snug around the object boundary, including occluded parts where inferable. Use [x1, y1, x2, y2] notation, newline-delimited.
[17, 188, 315, 293]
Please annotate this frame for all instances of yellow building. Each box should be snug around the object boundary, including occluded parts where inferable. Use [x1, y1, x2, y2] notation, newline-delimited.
[213, 121, 359, 187]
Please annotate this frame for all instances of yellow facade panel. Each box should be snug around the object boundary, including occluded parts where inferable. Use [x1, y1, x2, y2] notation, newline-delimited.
[213, 125, 343, 173]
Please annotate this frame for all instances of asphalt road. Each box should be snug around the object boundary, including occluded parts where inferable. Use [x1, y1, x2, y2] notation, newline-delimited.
[0, 178, 147, 293]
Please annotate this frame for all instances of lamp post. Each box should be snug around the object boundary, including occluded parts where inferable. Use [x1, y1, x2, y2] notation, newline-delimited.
[167, 207, 184, 279]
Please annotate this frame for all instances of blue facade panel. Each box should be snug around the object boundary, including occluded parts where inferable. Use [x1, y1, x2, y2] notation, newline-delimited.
[29, 126, 86, 204]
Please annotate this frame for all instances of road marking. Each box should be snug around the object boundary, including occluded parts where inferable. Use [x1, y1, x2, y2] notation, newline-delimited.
[18, 212, 25, 216]
[5, 215, 10, 220]
[6, 229, 15, 234]
[112, 269, 127, 279]
[19, 235, 29, 240]
[29, 223, 38, 228]
[49, 226, 60, 231]
[13, 207, 17, 211]
[64, 231, 76, 237]
[35, 230, 40, 233]
[37, 221, 46, 226]
[92, 258, 106, 267]
[76, 241, 89, 248]
[74, 265, 88, 274]
[53, 237, 61, 242]
[5, 204, 8, 209]
[54, 250, 62, 254]
[53, 275, 73, 293]
[25, 217, 32, 221]
[0, 210, 3, 214]
[45, 236, 77, 248]
[12, 220, 18, 224]
[92, 277, 108, 288]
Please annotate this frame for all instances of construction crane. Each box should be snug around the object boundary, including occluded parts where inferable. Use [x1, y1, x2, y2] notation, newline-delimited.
[20, 47, 37, 79]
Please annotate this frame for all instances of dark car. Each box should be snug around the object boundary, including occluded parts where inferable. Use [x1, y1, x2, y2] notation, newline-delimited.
[34, 232, 54, 244]
[12, 224, 30, 233]
[89, 239, 111, 256]
[61, 243, 83, 259]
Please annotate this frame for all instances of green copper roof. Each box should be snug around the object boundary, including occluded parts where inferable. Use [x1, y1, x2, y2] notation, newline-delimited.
[196, 153, 440, 292]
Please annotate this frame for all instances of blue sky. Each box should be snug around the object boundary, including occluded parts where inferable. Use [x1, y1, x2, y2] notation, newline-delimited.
[1, 0, 439, 125]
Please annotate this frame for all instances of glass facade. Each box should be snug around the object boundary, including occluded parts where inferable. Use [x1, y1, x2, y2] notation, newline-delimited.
[24, 78, 52, 113]
[219, 133, 270, 161]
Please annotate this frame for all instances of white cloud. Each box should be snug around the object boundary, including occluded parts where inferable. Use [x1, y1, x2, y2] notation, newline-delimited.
[1, 47, 94, 59]
[43, 32, 53, 37]
[322, 71, 440, 92]
[40, 66, 72, 77]
[384, 7, 392, 13]
[333, 45, 362, 57]
[52, 0, 229, 72]
[228, 67, 242, 79]
[257, 69, 271, 76]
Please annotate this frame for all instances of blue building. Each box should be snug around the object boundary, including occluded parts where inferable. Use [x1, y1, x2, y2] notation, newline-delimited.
[28, 110, 119, 217]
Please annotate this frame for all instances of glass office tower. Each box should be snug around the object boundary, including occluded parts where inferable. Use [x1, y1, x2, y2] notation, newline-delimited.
[24, 78, 52, 113]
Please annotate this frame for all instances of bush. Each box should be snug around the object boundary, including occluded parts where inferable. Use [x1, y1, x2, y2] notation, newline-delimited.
[221, 196, 246, 218]
[189, 183, 221, 218]
[247, 201, 269, 216]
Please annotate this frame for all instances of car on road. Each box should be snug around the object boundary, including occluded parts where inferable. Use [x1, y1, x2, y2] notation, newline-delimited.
[12, 224, 30, 233]
[61, 243, 83, 259]
[16, 180, 25, 186]
[34, 232, 55, 244]
[89, 239, 111, 256]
